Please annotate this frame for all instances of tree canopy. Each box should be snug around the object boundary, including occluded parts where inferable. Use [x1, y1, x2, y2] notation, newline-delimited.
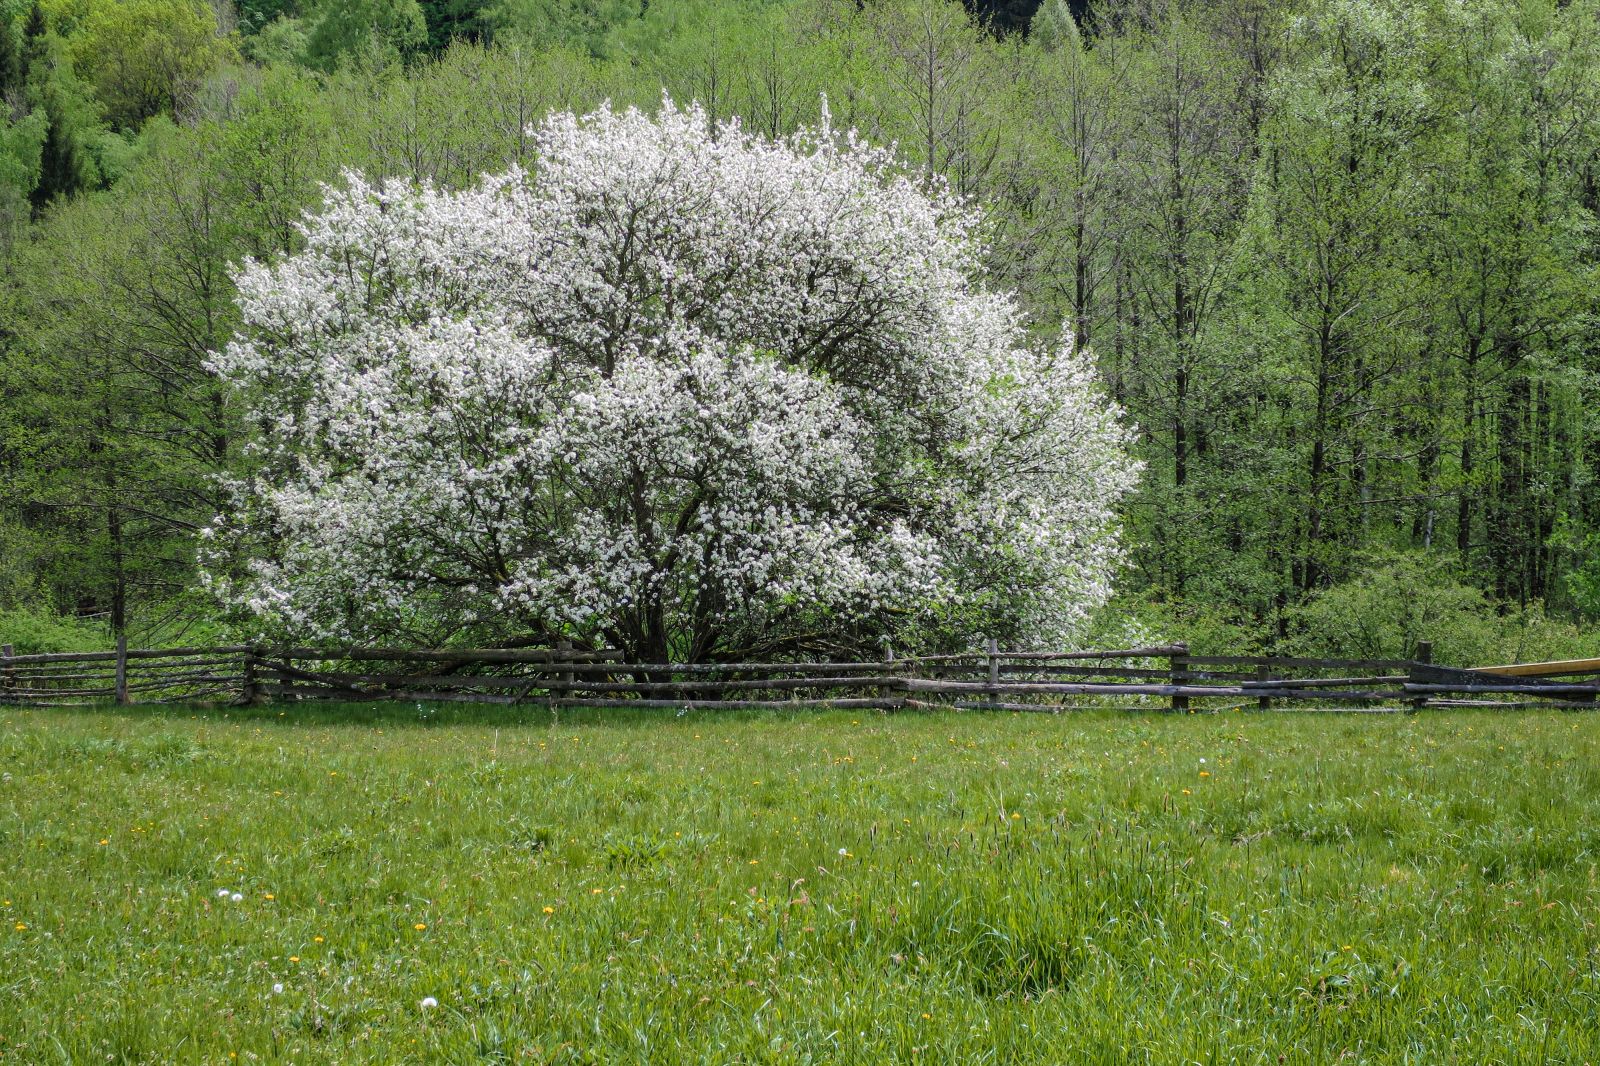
[202, 101, 1137, 659]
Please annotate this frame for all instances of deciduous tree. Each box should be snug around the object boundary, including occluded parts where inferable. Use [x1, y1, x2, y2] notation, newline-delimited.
[203, 101, 1139, 659]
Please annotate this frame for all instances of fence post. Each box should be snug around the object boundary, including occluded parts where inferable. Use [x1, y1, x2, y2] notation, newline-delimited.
[1169, 642, 1190, 713]
[557, 639, 573, 697]
[1256, 662, 1271, 712]
[986, 636, 999, 710]
[241, 646, 261, 705]
[1, 644, 12, 702]
[114, 634, 129, 706]
[1407, 639, 1433, 713]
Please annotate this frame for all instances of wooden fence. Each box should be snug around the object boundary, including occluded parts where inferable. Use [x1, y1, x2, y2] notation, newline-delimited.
[3, 637, 1599, 712]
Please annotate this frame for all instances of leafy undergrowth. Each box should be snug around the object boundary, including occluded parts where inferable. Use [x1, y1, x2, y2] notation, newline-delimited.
[1, 703, 1598, 1063]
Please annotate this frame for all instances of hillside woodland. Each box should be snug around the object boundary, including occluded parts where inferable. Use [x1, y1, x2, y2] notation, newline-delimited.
[3, 0, 1600, 664]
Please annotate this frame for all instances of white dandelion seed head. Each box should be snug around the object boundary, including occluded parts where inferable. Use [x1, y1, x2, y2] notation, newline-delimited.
[420, 996, 439, 1010]
[216, 889, 230, 898]
[273, 982, 284, 994]
[230, 893, 244, 903]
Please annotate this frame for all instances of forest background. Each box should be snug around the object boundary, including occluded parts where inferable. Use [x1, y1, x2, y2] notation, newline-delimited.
[3, 0, 1599, 666]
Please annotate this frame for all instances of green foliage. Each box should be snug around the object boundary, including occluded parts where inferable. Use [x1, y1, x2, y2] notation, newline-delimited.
[1087, 593, 1272, 657]
[238, 14, 307, 66]
[2, 704, 1599, 1057]
[302, 0, 426, 71]
[0, 101, 45, 193]
[1554, 518, 1600, 620]
[1, 66, 334, 633]
[234, 0, 298, 35]
[1284, 554, 1600, 665]
[481, 0, 643, 56]
[416, 0, 487, 52]
[20, 21, 100, 206]
[65, 0, 234, 128]
[0, 603, 103, 651]
[1029, 0, 1077, 52]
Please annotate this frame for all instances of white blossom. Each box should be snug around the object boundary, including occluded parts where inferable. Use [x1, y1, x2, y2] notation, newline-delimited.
[203, 99, 1139, 658]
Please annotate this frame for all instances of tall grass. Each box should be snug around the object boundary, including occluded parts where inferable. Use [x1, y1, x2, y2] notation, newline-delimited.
[1, 702, 1597, 1063]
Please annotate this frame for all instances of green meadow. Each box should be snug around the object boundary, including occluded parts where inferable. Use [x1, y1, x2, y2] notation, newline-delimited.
[1, 703, 1598, 1064]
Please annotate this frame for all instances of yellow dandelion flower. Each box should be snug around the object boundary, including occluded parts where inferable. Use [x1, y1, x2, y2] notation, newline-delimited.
[542, 906, 555, 914]
[13, 922, 26, 931]
[1181, 789, 1192, 795]
[313, 936, 324, 943]
[414, 923, 427, 931]
[289, 956, 300, 963]
[591, 888, 603, 895]
[264, 894, 275, 901]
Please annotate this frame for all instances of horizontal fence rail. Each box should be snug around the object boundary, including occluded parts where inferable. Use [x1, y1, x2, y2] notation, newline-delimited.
[2, 637, 1597, 713]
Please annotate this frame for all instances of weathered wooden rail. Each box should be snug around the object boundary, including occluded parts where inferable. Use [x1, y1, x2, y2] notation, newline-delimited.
[2, 637, 1598, 712]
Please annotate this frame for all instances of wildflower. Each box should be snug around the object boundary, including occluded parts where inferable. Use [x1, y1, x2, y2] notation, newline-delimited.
[216, 889, 231, 898]
[264, 894, 275, 901]
[289, 956, 300, 963]
[420, 996, 439, 1010]
[1010, 812, 1021, 821]
[542, 906, 555, 914]
[591, 888, 603, 895]
[272, 983, 284, 994]
[414, 923, 427, 931]
[1181, 789, 1192, 795]
[13, 922, 25, 931]
[231, 893, 244, 902]
[838, 848, 849, 857]
[1199, 771, 1211, 778]
[313, 936, 324, 943]
[98, 839, 109, 846]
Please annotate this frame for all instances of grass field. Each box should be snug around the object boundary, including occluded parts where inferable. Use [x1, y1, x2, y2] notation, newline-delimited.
[1, 702, 1598, 1064]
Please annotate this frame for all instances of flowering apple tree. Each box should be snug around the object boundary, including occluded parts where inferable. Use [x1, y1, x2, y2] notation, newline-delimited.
[202, 99, 1139, 661]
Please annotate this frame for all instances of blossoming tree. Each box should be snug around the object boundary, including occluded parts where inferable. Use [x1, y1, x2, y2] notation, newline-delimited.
[202, 99, 1139, 661]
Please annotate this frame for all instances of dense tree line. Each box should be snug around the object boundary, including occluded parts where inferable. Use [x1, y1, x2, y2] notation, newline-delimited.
[2, 0, 1598, 658]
